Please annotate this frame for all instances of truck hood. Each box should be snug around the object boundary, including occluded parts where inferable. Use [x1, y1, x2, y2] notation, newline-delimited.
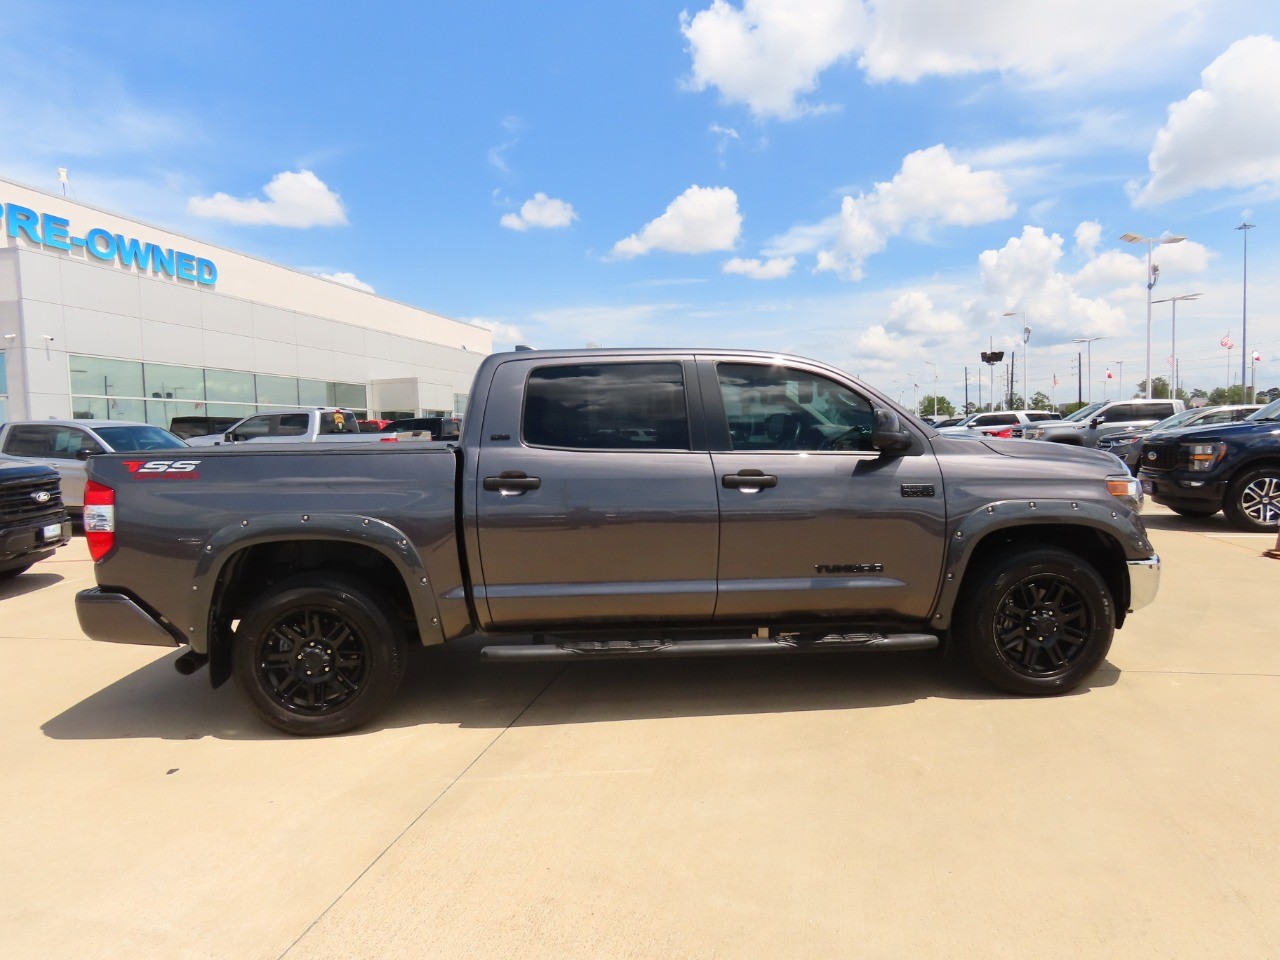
[1149, 419, 1280, 443]
[975, 437, 1124, 470]
[0, 455, 60, 482]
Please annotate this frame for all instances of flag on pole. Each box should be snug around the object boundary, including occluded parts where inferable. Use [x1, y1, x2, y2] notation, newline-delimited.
[1167, 356, 1174, 367]
[1052, 374, 1059, 386]
[1106, 369, 1113, 380]
[1221, 333, 1235, 349]
[1255, 352, 1263, 363]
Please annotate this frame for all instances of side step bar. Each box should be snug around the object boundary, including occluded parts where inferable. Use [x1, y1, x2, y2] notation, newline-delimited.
[481, 633, 939, 662]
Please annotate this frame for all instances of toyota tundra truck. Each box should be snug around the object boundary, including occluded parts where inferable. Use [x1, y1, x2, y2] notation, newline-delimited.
[75, 349, 1161, 735]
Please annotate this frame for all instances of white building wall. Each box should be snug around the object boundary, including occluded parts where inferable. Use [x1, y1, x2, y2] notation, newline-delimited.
[0, 176, 491, 421]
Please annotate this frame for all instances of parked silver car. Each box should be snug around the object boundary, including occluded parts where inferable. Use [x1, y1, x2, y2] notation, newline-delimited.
[0, 420, 186, 513]
[935, 410, 1059, 438]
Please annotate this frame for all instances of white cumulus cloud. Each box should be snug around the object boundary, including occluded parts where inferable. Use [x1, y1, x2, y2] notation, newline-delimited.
[316, 271, 374, 293]
[611, 186, 742, 259]
[786, 145, 1014, 280]
[680, 0, 1205, 119]
[188, 170, 348, 227]
[723, 256, 796, 279]
[500, 193, 579, 231]
[1133, 35, 1280, 206]
[681, 0, 867, 120]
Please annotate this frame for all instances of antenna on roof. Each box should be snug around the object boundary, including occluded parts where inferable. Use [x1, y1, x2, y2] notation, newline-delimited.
[57, 167, 69, 197]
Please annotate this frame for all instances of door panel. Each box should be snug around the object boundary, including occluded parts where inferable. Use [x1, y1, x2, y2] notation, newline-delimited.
[709, 361, 946, 623]
[474, 358, 719, 629]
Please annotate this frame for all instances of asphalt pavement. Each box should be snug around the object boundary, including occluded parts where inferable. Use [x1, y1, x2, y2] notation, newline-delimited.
[1, 505, 1277, 960]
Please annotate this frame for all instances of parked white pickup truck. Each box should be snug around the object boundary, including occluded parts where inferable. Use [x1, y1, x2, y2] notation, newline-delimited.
[185, 408, 371, 446]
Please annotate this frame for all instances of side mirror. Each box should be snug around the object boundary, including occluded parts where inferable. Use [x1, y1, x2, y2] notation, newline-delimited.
[75, 449, 93, 461]
[1089, 416, 1104, 428]
[871, 409, 913, 455]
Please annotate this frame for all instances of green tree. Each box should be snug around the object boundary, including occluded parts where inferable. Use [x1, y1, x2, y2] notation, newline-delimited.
[1029, 391, 1052, 411]
[1133, 377, 1172, 399]
[1207, 385, 1250, 405]
[917, 395, 955, 417]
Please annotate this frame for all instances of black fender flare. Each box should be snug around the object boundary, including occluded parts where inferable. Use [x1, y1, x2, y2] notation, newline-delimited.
[186, 513, 445, 654]
[929, 498, 1152, 629]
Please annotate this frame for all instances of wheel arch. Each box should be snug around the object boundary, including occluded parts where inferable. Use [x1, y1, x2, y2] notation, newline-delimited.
[191, 515, 445, 688]
[932, 503, 1143, 632]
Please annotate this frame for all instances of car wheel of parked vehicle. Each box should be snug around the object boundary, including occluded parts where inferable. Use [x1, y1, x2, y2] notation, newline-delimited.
[1223, 467, 1280, 532]
[232, 575, 406, 736]
[1169, 505, 1220, 518]
[955, 547, 1114, 696]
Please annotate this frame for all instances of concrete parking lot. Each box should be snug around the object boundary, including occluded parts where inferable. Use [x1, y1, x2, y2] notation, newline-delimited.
[2, 505, 1278, 960]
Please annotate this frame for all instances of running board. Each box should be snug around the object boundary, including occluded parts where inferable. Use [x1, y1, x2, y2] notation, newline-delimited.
[481, 633, 939, 662]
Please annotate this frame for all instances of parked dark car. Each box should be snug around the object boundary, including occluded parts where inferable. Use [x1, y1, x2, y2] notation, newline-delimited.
[0, 455, 72, 580]
[1100, 405, 1261, 473]
[168, 416, 243, 441]
[1138, 398, 1280, 530]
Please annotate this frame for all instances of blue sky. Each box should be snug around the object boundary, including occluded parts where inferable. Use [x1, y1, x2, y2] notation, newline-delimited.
[3, 0, 1280, 407]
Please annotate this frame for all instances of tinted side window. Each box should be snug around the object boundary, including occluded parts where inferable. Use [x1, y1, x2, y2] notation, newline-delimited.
[319, 411, 358, 434]
[235, 416, 272, 439]
[3, 426, 53, 456]
[1149, 403, 1176, 419]
[1029, 411, 1057, 421]
[50, 427, 102, 458]
[524, 363, 689, 450]
[276, 414, 309, 436]
[716, 363, 874, 452]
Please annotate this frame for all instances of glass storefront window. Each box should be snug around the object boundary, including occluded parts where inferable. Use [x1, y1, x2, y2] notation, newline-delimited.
[205, 402, 257, 419]
[0, 351, 8, 394]
[334, 382, 367, 409]
[144, 399, 202, 429]
[70, 357, 144, 399]
[204, 369, 256, 404]
[71, 396, 147, 421]
[298, 379, 334, 406]
[256, 375, 299, 407]
[144, 363, 205, 402]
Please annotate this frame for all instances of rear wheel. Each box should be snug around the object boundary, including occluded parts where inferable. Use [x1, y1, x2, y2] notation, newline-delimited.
[1223, 467, 1280, 532]
[232, 574, 406, 735]
[955, 547, 1114, 696]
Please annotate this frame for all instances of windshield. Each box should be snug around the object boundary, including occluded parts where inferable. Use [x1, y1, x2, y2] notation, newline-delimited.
[95, 425, 187, 451]
[1063, 401, 1105, 422]
[1247, 398, 1280, 421]
[1149, 408, 1204, 431]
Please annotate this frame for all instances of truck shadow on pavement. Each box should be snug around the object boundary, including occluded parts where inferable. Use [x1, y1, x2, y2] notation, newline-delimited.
[0, 572, 64, 598]
[42, 638, 1121, 742]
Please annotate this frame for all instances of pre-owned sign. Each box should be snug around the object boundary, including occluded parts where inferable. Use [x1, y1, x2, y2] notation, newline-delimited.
[1, 202, 217, 286]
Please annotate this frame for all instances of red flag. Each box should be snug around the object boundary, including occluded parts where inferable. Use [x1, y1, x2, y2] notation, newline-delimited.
[1221, 333, 1235, 349]
[1106, 369, 1113, 379]
[1255, 352, 1263, 363]
[1052, 374, 1059, 387]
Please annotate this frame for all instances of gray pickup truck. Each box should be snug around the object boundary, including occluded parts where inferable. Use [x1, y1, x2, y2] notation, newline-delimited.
[76, 349, 1161, 735]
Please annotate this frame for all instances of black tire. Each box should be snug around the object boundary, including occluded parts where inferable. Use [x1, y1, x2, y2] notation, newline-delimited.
[0, 564, 33, 581]
[232, 574, 407, 736]
[1168, 505, 1219, 519]
[1222, 467, 1280, 532]
[954, 547, 1114, 696]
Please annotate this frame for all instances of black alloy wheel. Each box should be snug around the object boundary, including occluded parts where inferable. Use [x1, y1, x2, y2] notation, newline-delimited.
[233, 575, 406, 735]
[955, 547, 1114, 696]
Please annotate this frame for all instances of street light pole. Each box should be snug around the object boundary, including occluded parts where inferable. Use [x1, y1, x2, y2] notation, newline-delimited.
[1072, 336, 1105, 403]
[1109, 359, 1126, 398]
[1151, 292, 1201, 400]
[1003, 311, 1031, 411]
[924, 360, 938, 416]
[1237, 223, 1254, 400]
[1121, 233, 1186, 398]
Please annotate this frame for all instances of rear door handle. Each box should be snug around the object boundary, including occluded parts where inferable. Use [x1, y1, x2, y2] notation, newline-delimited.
[483, 471, 542, 495]
[722, 470, 777, 491]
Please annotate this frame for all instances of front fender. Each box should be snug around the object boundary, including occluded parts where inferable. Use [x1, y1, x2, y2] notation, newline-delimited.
[930, 498, 1153, 629]
[187, 513, 444, 652]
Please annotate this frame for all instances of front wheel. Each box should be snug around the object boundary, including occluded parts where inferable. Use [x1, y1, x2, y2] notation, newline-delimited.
[232, 575, 407, 735]
[1223, 467, 1280, 532]
[955, 547, 1114, 696]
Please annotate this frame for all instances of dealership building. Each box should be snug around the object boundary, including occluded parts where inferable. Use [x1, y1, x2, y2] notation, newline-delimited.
[0, 176, 490, 428]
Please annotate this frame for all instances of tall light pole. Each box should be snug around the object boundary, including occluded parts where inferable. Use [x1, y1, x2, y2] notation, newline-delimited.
[1072, 336, 1105, 403]
[1121, 233, 1186, 398]
[924, 360, 938, 416]
[1237, 222, 1254, 400]
[1151, 293, 1201, 400]
[1003, 311, 1031, 409]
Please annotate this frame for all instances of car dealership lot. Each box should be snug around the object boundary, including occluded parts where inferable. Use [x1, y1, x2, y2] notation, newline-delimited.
[2, 509, 1278, 960]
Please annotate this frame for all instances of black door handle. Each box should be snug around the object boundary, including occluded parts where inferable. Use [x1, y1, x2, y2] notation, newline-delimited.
[722, 470, 778, 490]
[483, 471, 542, 493]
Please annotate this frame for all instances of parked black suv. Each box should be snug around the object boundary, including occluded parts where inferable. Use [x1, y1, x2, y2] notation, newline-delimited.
[0, 455, 73, 579]
[1137, 397, 1280, 531]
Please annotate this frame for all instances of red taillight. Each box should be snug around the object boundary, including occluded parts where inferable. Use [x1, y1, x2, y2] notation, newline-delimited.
[83, 480, 116, 561]
[992, 428, 1013, 438]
